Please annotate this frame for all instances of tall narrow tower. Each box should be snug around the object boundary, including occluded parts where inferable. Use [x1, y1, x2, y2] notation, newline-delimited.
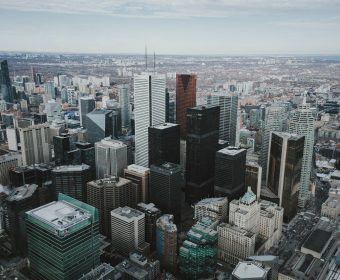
[289, 104, 315, 207]
[134, 73, 166, 167]
[176, 74, 197, 139]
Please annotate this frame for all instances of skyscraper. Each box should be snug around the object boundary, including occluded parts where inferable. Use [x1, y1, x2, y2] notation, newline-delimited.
[214, 147, 247, 201]
[95, 138, 127, 178]
[148, 123, 180, 166]
[186, 105, 220, 203]
[137, 202, 162, 250]
[289, 104, 315, 207]
[267, 132, 304, 222]
[207, 91, 238, 145]
[134, 73, 166, 167]
[80, 97, 96, 128]
[0, 152, 22, 186]
[124, 164, 150, 203]
[26, 193, 100, 280]
[44, 81, 56, 99]
[150, 162, 183, 223]
[87, 176, 137, 236]
[260, 105, 287, 182]
[118, 84, 131, 131]
[19, 124, 50, 166]
[156, 214, 177, 274]
[86, 109, 113, 144]
[245, 161, 262, 200]
[0, 60, 13, 103]
[52, 164, 93, 202]
[176, 74, 197, 139]
[111, 206, 145, 255]
[6, 184, 39, 256]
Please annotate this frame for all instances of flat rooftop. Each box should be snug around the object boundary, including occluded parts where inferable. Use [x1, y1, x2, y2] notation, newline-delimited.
[7, 184, 38, 202]
[232, 262, 267, 279]
[302, 229, 332, 253]
[111, 206, 144, 220]
[218, 147, 246, 156]
[151, 123, 179, 130]
[126, 164, 150, 174]
[137, 203, 161, 214]
[52, 164, 90, 172]
[26, 200, 91, 230]
[196, 197, 228, 206]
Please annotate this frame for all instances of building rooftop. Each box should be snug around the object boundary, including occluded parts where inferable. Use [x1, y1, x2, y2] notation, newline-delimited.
[126, 164, 150, 174]
[137, 203, 161, 214]
[97, 138, 126, 148]
[151, 123, 179, 130]
[90, 176, 131, 187]
[111, 206, 144, 221]
[196, 197, 228, 206]
[52, 164, 90, 172]
[7, 184, 38, 202]
[116, 260, 148, 280]
[240, 187, 257, 205]
[232, 261, 267, 279]
[218, 147, 246, 156]
[156, 214, 177, 232]
[272, 131, 303, 141]
[26, 200, 91, 231]
[302, 229, 332, 254]
[79, 263, 122, 280]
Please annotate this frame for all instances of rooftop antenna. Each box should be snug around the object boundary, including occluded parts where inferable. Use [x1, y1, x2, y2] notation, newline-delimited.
[153, 51, 156, 73]
[145, 45, 148, 71]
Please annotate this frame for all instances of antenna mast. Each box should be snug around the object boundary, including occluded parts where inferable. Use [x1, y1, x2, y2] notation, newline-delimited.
[153, 51, 156, 73]
[145, 45, 148, 71]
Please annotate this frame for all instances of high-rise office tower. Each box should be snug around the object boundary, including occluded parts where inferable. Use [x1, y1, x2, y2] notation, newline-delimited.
[150, 163, 183, 223]
[19, 124, 50, 166]
[186, 105, 220, 203]
[52, 164, 93, 202]
[0, 60, 13, 103]
[111, 206, 145, 255]
[45, 99, 62, 123]
[214, 147, 247, 201]
[124, 164, 150, 203]
[95, 138, 127, 178]
[6, 184, 39, 256]
[0, 152, 22, 186]
[137, 202, 162, 250]
[207, 91, 238, 145]
[26, 193, 100, 280]
[267, 132, 304, 222]
[245, 161, 262, 199]
[44, 81, 56, 99]
[134, 73, 166, 167]
[87, 176, 137, 236]
[118, 84, 131, 131]
[176, 74, 197, 139]
[156, 214, 177, 274]
[260, 105, 287, 182]
[148, 123, 180, 166]
[289, 104, 315, 207]
[80, 97, 96, 128]
[86, 109, 113, 144]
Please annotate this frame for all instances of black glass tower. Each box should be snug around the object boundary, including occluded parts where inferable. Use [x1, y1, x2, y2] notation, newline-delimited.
[214, 147, 247, 201]
[0, 60, 14, 103]
[150, 162, 183, 224]
[148, 123, 180, 166]
[185, 105, 220, 203]
[86, 109, 113, 144]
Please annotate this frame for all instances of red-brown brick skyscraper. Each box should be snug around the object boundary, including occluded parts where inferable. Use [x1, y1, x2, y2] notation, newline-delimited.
[176, 74, 197, 139]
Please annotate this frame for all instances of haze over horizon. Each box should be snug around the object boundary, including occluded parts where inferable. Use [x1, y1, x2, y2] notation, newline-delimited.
[0, 0, 340, 55]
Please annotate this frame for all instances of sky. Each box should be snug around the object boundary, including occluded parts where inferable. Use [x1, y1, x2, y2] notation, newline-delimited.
[0, 0, 340, 55]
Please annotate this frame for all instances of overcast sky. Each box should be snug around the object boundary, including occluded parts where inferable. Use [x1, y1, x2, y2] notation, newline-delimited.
[0, 0, 339, 55]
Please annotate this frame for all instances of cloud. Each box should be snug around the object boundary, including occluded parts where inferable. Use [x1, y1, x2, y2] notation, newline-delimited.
[0, 0, 339, 18]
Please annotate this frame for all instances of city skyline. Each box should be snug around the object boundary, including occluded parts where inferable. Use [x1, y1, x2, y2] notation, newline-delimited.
[0, 0, 340, 55]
